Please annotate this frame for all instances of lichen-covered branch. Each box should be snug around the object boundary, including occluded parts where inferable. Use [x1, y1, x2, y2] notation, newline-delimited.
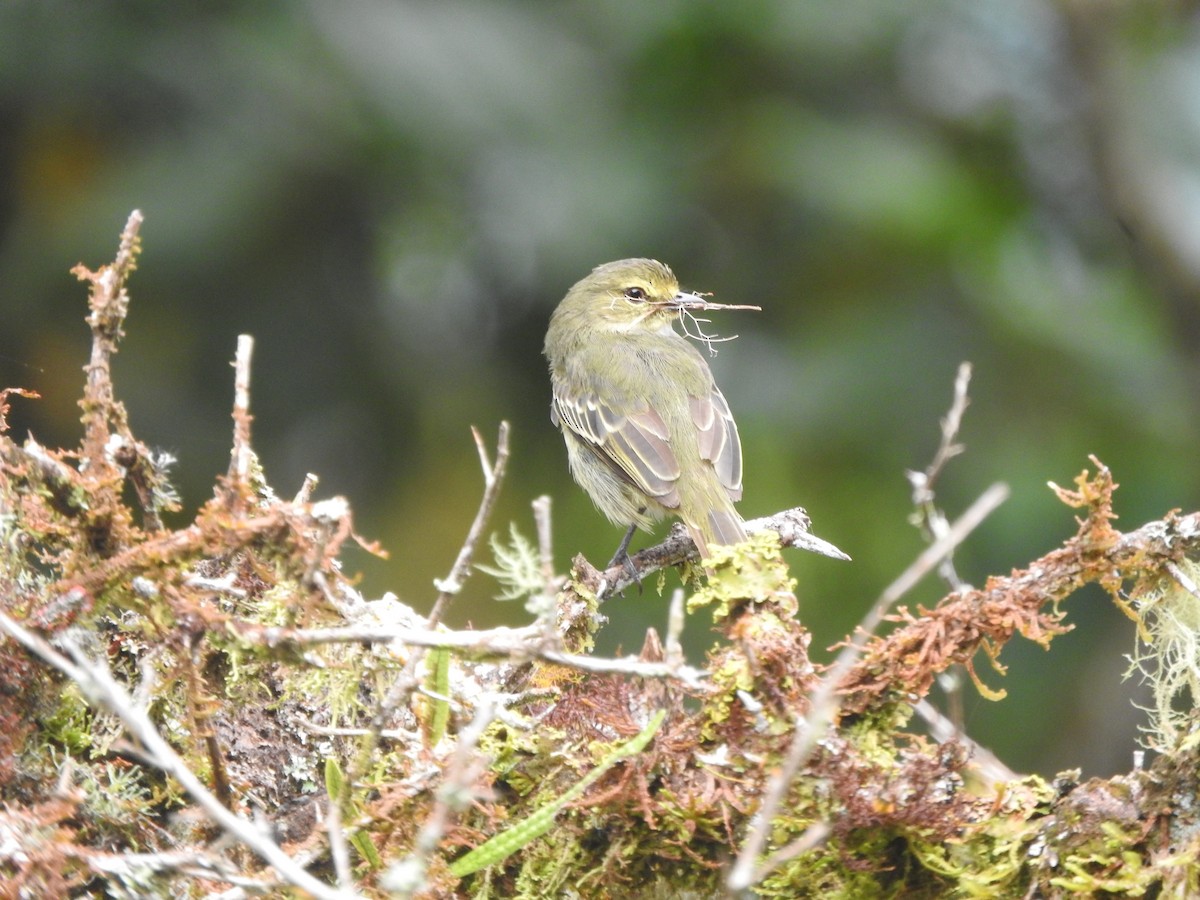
[840, 459, 1200, 715]
[574, 505, 850, 601]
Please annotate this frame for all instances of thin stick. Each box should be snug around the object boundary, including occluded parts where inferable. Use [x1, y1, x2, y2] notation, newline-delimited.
[665, 588, 686, 668]
[294, 473, 320, 505]
[1166, 560, 1200, 601]
[351, 424, 511, 809]
[429, 423, 510, 625]
[232, 620, 710, 688]
[907, 362, 974, 733]
[383, 701, 495, 897]
[907, 362, 973, 590]
[912, 699, 1016, 785]
[747, 821, 832, 879]
[85, 849, 266, 890]
[75, 210, 142, 473]
[911, 362, 973, 501]
[532, 496, 556, 601]
[727, 481, 1009, 893]
[532, 495, 561, 641]
[326, 798, 352, 891]
[226, 335, 255, 502]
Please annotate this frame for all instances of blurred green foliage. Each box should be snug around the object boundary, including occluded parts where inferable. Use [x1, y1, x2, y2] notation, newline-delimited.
[3, 0, 1199, 777]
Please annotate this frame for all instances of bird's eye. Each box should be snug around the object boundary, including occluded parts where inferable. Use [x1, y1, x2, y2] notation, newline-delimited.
[624, 286, 647, 302]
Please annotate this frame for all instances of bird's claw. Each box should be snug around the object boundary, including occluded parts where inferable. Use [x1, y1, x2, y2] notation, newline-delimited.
[605, 548, 643, 596]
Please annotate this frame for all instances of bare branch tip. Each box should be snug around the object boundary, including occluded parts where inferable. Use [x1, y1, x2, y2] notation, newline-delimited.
[115, 210, 145, 274]
[470, 425, 493, 477]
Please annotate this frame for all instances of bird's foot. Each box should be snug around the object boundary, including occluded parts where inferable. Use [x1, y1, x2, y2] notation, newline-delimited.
[606, 547, 643, 593]
[600, 523, 644, 597]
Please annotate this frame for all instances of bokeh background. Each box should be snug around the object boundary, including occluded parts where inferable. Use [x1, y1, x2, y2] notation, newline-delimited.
[3, 1, 1198, 778]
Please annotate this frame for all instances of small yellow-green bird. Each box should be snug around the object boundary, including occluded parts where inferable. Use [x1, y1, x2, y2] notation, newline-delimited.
[544, 258, 757, 570]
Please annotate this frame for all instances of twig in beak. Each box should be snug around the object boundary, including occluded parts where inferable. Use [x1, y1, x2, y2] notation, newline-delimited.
[661, 292, 761, 356]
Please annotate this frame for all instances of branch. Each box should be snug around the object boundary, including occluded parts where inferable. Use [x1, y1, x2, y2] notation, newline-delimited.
[68, 210, 178, 531]
[224, 334, 255, 507]
[913, 699, 1017, 784]
[579, 506, 850, 599]
[839, 463, 1200, 714]
[429, 422, 511, 624]
[350, 423, 511, 821]
[74, 210, 142, 474]
[382, 700, 496, 896]
[907, 361, 973, 591]
[230, 619, 711, 688]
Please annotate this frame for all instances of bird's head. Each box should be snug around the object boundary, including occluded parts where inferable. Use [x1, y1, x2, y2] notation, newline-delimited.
[559, 258, 720, 334]
[546, 258, 761, 360]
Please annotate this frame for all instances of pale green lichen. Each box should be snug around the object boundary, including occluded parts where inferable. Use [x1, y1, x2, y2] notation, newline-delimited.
[688, 531, 797, 622]
[477, 524, 545, 611]
[1126, 556, 1200, 747]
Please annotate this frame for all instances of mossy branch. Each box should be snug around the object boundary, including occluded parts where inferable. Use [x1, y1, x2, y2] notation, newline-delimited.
[840, 459, 1200, 715]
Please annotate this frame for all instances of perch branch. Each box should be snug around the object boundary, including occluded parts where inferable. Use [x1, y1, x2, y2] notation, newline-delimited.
[580, 506, 850, 600]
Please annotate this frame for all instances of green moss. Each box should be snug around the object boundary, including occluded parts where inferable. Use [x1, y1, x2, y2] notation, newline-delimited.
[40, 683, 94, 755]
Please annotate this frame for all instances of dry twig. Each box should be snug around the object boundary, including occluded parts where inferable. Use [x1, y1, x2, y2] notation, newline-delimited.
[430, 423, 511, 625]
[225, 334, 255, 508]
[907, 361, 973, 591]
[231, 619, 710, 688]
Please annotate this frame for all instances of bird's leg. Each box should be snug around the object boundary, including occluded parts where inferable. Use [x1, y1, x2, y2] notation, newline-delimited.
[607, 521, 642, 592]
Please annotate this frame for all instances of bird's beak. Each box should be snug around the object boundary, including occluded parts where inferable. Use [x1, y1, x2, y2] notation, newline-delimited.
[667, 291, 711, 311]
[666, 291, 761, 313]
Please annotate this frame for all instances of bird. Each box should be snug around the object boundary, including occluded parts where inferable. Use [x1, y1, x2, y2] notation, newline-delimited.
[544, 258, 756, 575]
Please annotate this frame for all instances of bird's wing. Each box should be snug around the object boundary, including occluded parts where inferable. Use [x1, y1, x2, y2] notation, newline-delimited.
[552, 388, 681, 506]
[689, 388, 743, 501]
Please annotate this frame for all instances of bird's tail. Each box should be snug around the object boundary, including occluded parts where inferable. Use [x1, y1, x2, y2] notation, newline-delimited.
[688, 507, 748, 562]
